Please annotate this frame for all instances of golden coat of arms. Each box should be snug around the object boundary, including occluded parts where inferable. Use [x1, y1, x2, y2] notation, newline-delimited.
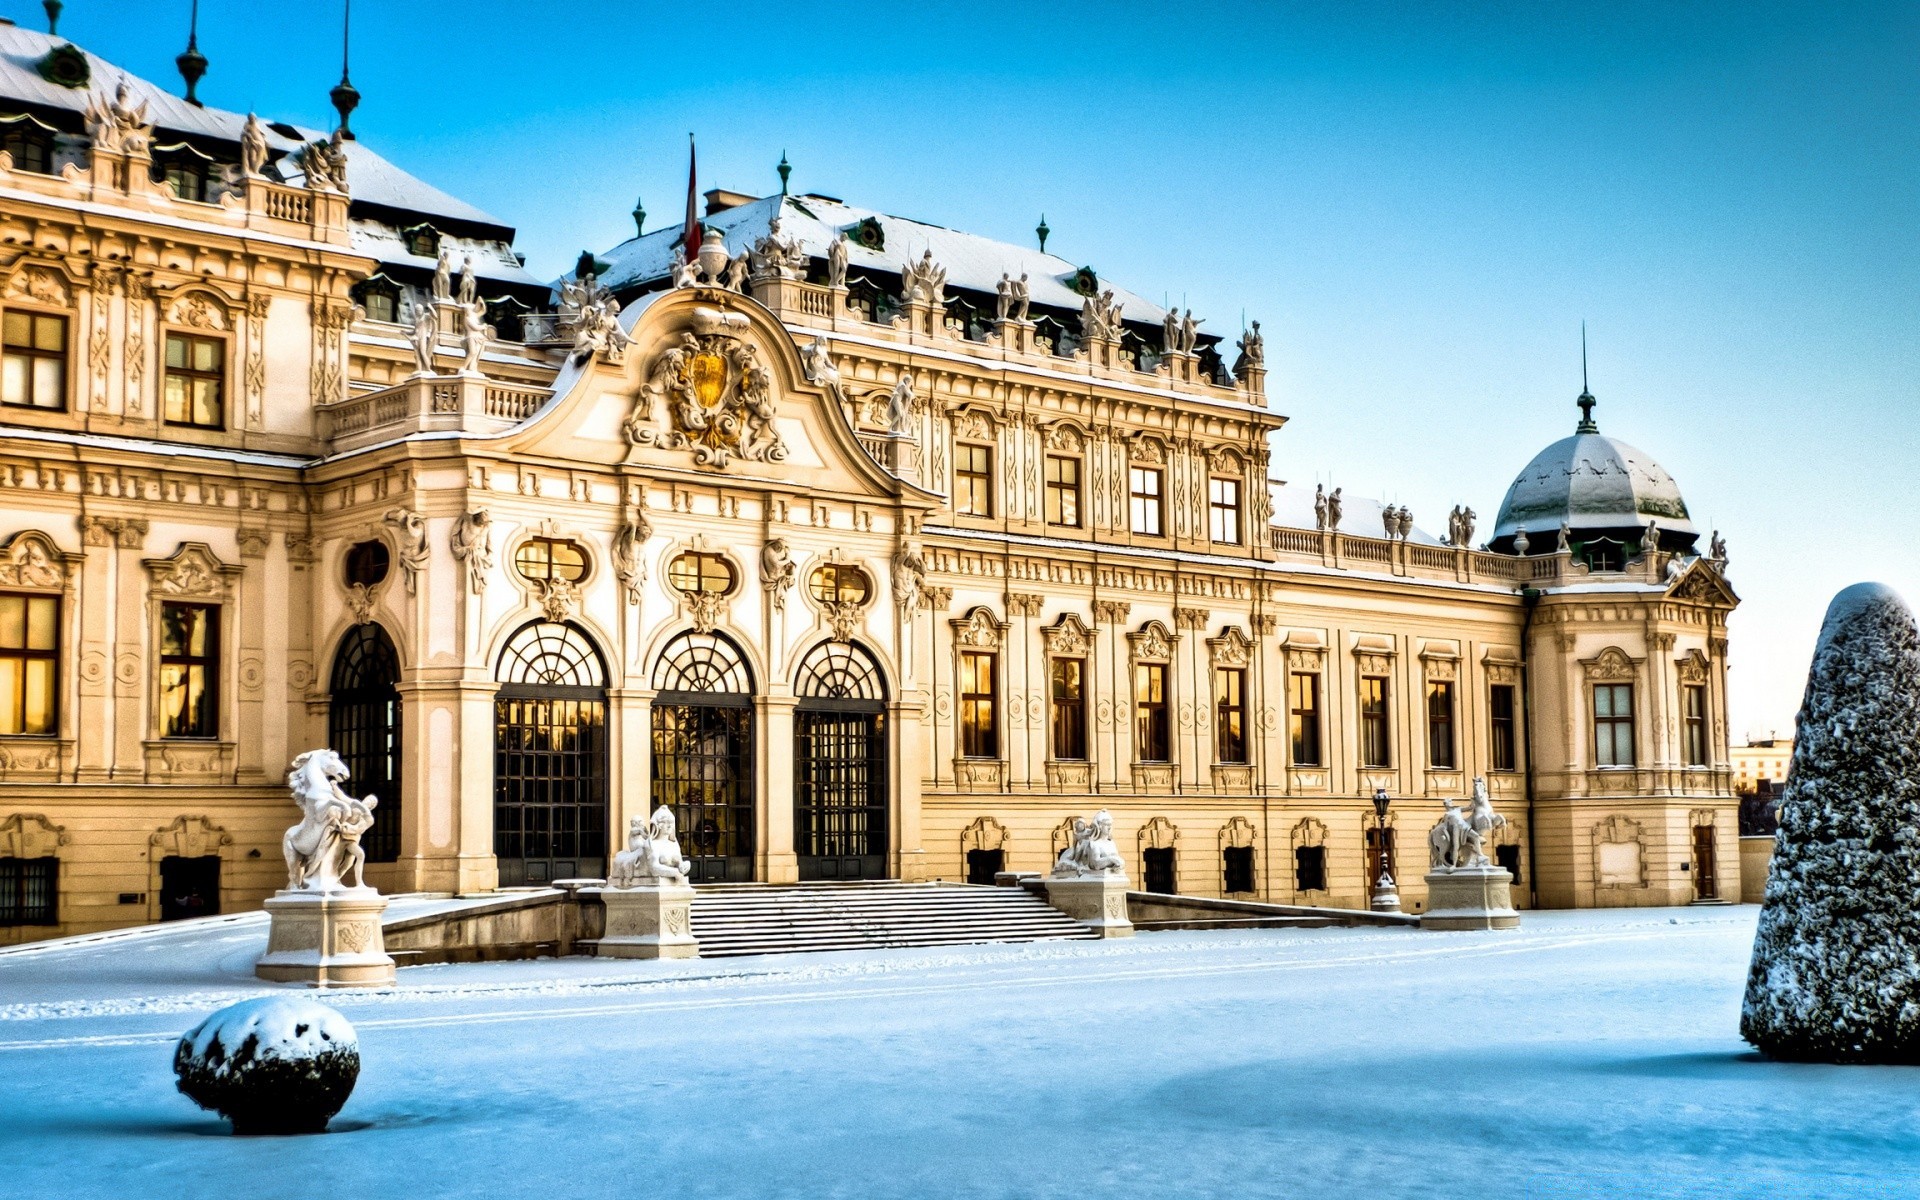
[625, 308, 786, 469]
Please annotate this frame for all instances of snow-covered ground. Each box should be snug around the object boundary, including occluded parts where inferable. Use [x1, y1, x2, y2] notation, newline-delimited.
[3, 907, 1914, 1200]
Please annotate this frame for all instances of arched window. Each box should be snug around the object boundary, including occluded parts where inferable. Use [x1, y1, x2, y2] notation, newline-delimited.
[667, 552, 735, 597]
[793, 641, 889, 881]
[329, 624, 402, 863]
[494, 622, 608, 885]
[651, 631, 754, 883]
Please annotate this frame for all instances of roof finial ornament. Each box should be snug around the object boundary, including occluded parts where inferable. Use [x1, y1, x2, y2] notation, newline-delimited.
[777, 151, 790, 196]
[176, 0, 209, 107]
[1575, 321, 1599, 434]
[1036, 213, 1050, 253]
[43, 0, 61, 35]
[329, 0, 360, 140]
[631, 196, 645, 237]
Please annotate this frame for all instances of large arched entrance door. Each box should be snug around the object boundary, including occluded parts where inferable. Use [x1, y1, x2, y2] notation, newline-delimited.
[651, 631, 754, 883]
[494, 622, 609, 886]
[329, 624, 401, 863]
[794, 640, 889, 881]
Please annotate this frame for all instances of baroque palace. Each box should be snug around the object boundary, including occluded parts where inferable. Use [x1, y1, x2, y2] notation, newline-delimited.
[0, 24, 1742, 943]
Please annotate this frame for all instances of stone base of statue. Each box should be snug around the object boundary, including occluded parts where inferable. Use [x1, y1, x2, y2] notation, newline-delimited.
[1420, 866, 1520, 931]
[591, 884, 699, 959]
[1043, 873, 1134, 938]
[255, 889, 396, 987]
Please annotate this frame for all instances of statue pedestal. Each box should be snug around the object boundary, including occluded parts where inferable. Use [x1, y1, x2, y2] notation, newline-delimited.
[255, 889, 396, 987]
[1421, 867, 1520, 931]
[1042, 874, 1134, 938]
[591, 885, 699, 959]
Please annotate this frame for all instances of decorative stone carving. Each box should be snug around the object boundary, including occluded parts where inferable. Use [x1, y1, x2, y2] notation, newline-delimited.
[1079, 288, 1124, 342]
[612, 508, 650, 605]
[1593, 814, 1648, 889]
[5, 264, 71, 307]
[1208, 626, 1252, 668]
[894, 540, 927, 611]
[300, 129, 348, 193]
[150, 814, 232, 860]
[456, 300, 491, 375]
[0, 813, 68, 858]
[450, 510, 493, 596]
[278, 750, 377, 893]
[344, 582, 376, 626]
[1428, 781, 1507, 872]
[538, 577, 578, 623]
[1447, 505, 1477, 547]
[1052, 810, 1126, 878]
[1093, 600, 1131, 625]
[760, 538, 796, 613]
[147, 543, 234, 601]
[1677, 649, 1710, 686]
[1232, 321, 1264, 380]
[1584, 647, 1638, 683]
[749, 217, 807, 281]
[1173, 606, 1210, 631]
[559, 273, 627, 366]
[0, 532, 64, 589]
[887, 373, 915, 435]
[826, 233, 849, 288]
[1128, 621, 1174, 662]
[799, 336, 846, 404]
[607, 806, 692, 888]
[627, 311, 786, 468]
[239, 112, 269, 178]
[953, 605, 1004, 649]
[960, 815, 1010, 858]
[382, 508, 429, 594]
[1043, 613, 1094, 657]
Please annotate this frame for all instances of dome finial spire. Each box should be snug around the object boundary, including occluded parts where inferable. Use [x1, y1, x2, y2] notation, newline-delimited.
[1576, 321, 1599, 433]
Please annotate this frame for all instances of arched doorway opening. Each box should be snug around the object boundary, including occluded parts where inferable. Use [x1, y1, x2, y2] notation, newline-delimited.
[329, 624, 401, 863]
[793, 640, 889, 881]
[494, 621, 609, 886]
[651, 631, 754, 883]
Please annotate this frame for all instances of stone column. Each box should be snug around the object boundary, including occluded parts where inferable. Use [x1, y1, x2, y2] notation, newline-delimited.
[396, 678, 499, 895]
[893, 692, 929, 882]
[608, 687, 655, 868]
[759, 694, 798, 883]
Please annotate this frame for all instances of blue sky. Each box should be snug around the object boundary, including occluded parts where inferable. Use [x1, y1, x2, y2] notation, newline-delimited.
[50, 1, 1920, 737]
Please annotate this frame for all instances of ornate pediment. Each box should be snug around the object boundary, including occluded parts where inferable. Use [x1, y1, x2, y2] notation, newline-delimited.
[625, 308, 787, 469]
[1208, 626, 1252, 668]
[1584, 646, 1639, 683]
[0, 531, 69, 590]
[1129, 620, 1175, 662]
[1043, 613, 1095, 657]
[1667, 560, 1739, 607]
[145, 543, 237, 600]
[0, 813, 68, 858]
[952, 606, 1007, 649]
[1676, 648, 1711, 685]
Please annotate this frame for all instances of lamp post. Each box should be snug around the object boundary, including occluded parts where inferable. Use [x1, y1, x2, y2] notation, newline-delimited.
[1369, 787, 1401, 912]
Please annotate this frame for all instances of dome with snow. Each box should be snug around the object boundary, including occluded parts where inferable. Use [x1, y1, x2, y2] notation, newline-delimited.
[1489, 390, 1697, 557]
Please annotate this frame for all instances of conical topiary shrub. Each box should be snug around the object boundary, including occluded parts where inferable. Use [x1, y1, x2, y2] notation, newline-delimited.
[1741, 582, 1920, 1063]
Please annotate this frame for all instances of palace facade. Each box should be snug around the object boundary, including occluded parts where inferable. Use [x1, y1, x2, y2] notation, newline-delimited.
[0, 28, 1742, 943]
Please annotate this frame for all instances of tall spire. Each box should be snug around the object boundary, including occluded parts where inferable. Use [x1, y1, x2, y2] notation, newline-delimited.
[42, 1, 61, 36]
[329, 0, 360, 139]
[176, 0, 208, 107]
[1036, 214, 1049, 253]
[777, 151, 790, 196]
[1575, 321, 1599, 434]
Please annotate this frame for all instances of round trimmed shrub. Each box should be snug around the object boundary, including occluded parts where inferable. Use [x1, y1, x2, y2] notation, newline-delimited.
[174, 996, 361, 1134]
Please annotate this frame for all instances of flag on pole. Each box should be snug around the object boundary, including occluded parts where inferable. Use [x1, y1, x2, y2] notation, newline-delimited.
[681, 134, 701, 264]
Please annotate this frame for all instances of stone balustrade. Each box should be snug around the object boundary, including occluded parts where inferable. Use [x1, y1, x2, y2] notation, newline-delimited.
[1260, 528, 1680, 590]
[316, 374, 551, 451]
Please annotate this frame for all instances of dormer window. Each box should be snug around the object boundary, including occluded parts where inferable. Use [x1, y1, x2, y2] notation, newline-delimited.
[403, 225, 441, 259]
[351, 278, 401, 325]
[1, 124, 54, 175]
[152, 145, 219, 203]
[1583, 538, 1625, 572]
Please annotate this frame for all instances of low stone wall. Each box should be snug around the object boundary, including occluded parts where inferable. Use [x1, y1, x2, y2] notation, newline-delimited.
[382, 890, 604, 965]
[1739, 836, 1774, 904]
[1118, 888, 1416, 929]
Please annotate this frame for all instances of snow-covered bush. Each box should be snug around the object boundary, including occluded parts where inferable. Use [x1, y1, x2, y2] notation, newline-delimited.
[174, 995, 361, 1134]
[1741, 582, 1920, 1063]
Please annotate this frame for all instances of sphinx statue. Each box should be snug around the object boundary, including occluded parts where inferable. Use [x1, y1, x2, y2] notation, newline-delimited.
[608, 805, 691, 888]
[1053, 809, 1126, 878]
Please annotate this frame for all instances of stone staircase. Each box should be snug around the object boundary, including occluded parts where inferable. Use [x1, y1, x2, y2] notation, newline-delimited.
[689, 881, 1098, 958]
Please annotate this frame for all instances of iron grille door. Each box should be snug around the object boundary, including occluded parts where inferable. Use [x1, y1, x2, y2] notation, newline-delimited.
[651, 700, 754, 884]
[329, 625, 402, 862]
[794, 709, 888, 880]
[493, 693, 609, 885]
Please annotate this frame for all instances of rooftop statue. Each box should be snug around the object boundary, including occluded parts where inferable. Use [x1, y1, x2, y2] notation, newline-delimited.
[1177, 309, 1199, 354]
[1233, 320, 1264, 377]
[1710, 530, 1729, 569]
[750, 218, 806, 281]
[1326, 486, 1343, 531]
[827, 233, 850, 289]
[900, 250, 947, 305]
[457, 256, 476, 308]
[301, 129, 349, 194]
[280, 750, 377, 892]
[996, 273, 1014, 322]
[432, 248, 452, 302]
[84, 79, 152, 156]
[1557, 519, 1572, 552]
[239, 112, 269, 178]
[1314, 485, 1329, 531]
[1009, 273, 1031, 322]
[1053, 810, 1126, 878]
[407, 303, 438, 376]
[607, 806, 691, 888]
[457, 301, 490, 374]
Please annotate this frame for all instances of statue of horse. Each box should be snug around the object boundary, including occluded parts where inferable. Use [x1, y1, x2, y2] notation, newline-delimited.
[1427, 799, 1484, 873]
[281, 749, 377, 891]
[1465, 777, 1507, 850]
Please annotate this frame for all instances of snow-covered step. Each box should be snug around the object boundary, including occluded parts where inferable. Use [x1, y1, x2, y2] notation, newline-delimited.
[687, 882, 1097, 958]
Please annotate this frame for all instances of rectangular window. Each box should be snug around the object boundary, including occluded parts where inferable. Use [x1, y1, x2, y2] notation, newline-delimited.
[1426, 680, 1456, 769]
[163, 332, 224, 428]
[0, 857, 58, 926]
[1142, 847, 1176, 895]
[165, 162, 208, 203]
[1683, 684, 1708, 767]
[1044, 455, 1081, 528]
[1294, 844, 1327, 892]
[954, 442, 993, 517]
[1489, 684, 1517, 772]
[2, 311, 68, 410]
[0, 592, 58, 736]
[160, 602, 220, 739]
[1223, 845, 1255, 894]
[1, 129, 53, 175]
[1289, 671, 1322, 766]
[1214, 668, 1247, 764]
[1129, 467, 1164, 536]
[1135, 663, 1170, 762]
[1360, 676, 1391, 767]
[1049, 657, 1087, 761]
[1593, 683, 1635, 767]
[959, 650, 997, 758]
[1208, 477, 1242, 545]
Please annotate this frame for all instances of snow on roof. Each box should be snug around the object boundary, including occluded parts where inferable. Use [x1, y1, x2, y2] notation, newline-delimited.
[1267, 480, 1445, 546]
[0, 24, 511, 234]
[595, 193, 1182, 329]
[350, 223, 545, 290]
